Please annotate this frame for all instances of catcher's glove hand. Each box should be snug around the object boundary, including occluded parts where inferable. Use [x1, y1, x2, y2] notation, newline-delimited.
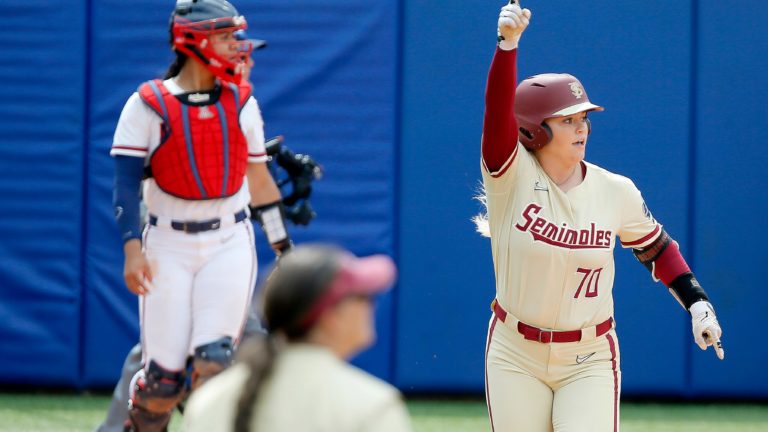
[689, 300, 724, 360]
[281, 153, 321, 206]
[285, 201, 316, 226]
[264, 136, 323, 226]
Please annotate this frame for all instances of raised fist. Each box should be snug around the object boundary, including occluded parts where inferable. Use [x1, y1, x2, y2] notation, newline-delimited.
[498, 1, 532, 49]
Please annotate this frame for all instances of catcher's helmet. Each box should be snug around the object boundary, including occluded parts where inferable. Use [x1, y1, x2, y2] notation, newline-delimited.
[171, 0, 253, 83]
[514, 73, 604, 150]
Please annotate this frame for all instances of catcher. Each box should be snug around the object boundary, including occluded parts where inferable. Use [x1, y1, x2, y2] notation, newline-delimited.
[94, 136, 321, 432]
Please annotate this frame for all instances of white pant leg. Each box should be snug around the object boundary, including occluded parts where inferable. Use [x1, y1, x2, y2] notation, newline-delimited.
[485, 316, 555, 432]
[141, 227, 196, 370]
[551, 332, 622, 432]
[190, 222, 257, 350]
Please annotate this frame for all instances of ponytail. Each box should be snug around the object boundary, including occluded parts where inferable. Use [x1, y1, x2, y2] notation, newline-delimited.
[472, 184, 491, 238]
[233, 334, 280, 432]
[163, 52, 188, 79]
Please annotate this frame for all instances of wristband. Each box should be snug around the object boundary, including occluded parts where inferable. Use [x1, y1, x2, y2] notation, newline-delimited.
[669, 272, 710, 311]
[250, 201, 289, 246]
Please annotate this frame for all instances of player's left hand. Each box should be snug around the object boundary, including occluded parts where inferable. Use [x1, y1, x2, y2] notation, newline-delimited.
[689, 300, 724, 360]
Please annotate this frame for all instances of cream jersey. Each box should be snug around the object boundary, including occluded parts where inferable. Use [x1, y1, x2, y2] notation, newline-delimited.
[110, 79, 268, 221]
[482, 143, 661, 331]
[184, 344, 413, 432]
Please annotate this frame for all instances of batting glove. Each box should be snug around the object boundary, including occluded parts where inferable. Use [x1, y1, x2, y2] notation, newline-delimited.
[497, 1, 532, 50]
[689, 300, 725, 360]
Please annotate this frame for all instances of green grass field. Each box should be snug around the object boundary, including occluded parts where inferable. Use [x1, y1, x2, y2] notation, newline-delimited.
[0, 393, 766, 431]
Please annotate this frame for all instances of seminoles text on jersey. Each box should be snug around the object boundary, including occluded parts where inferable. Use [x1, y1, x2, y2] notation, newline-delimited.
[139, 79, 252, 200]
[515, 203, 612, 249]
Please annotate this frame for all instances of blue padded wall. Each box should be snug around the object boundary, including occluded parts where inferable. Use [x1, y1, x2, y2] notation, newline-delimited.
[241, 0, 400, 381]
[397, 0, 694, 395]
[0, 1, 87, 386]
[691, 2, 768, 397]
[396, 1, 497, 392]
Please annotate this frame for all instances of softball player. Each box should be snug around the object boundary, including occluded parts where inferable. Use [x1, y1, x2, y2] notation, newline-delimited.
[183, 244, 412, 432]
[110, 0, 291, 430]
[95, 137, 319, 432]
[476, 3, 725, 431]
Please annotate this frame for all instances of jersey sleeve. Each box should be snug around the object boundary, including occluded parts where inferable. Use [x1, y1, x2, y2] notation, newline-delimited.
[111, 92, 152, 159]
[241, 96, 268, 164]
[618, 178, 662, 249]
[481, 47, 522, 181]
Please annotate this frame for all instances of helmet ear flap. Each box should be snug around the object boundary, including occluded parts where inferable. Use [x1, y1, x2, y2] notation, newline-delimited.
[518, 121, 553, 150]
[541, 122, 553, 142]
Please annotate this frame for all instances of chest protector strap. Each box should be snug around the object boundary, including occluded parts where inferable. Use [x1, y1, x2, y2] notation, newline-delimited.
[138, 79, 252, 200]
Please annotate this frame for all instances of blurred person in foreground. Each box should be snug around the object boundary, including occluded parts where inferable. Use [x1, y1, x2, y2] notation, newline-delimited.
[184, 244, 412, 432]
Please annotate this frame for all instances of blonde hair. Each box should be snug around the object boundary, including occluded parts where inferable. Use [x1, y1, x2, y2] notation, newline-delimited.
[472, 184, 491, 238]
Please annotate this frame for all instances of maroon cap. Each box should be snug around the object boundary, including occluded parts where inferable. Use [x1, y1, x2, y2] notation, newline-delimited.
[298, 253, 396, 329]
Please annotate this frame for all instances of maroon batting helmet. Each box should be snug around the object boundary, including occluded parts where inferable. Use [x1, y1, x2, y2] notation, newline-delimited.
[514, 73, 604, 150]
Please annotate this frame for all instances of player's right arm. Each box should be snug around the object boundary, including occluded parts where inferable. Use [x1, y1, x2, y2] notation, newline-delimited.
[481, 1, 531, 175]
[112, 92, 154, 295]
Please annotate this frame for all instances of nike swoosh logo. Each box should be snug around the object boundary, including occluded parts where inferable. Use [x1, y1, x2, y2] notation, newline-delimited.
[576, 352, 596, 364]
[534, 181, 548, 191]
[221, 233, 235, 244]
[700, 311, 709, 323]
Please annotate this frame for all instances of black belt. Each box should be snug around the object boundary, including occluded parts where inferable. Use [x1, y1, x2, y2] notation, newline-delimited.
[149, 209, 248, 233]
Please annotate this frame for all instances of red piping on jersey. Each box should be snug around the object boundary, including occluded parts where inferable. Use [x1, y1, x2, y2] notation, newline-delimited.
[621, 225, 661, 247]
[606, 333, 619, 432]
[112, 145, 148, 152]
[482, 48, 519, 174]
[484, 315, 499, 432]
[139, 227, 151, 367]
[486, 143, 519, 178]
[652, 240, 691, 285]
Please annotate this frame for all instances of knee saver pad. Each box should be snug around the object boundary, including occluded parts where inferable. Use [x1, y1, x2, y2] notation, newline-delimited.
[191, 336, 234, 390]
[129, 360, 187, 413]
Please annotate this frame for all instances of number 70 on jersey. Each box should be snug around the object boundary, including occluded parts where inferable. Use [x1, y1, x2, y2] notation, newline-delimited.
[574, 267, 603, 298]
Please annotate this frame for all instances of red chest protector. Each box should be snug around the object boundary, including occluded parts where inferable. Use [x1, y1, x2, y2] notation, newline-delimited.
[138, 79, 252, 200]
